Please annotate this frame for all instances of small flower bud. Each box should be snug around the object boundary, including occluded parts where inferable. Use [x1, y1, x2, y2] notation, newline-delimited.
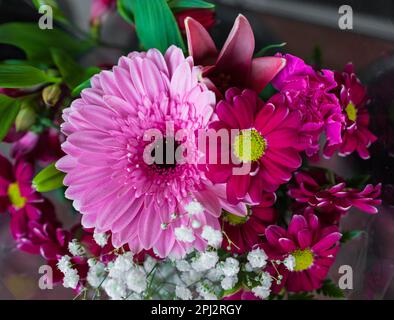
[15, 104, 36, 131]
[42, 84, 62, 107]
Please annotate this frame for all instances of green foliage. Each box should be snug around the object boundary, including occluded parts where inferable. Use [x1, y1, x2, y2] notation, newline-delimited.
[0, 95, 21, 141]
[255, 42, 287, 57]
[118, 0, 185, 53]
[117, 0, 134, 24]
[33, 163, 65, 192]
[340, 230, 365, 243]
[32, 0, 69, 25]
[0, 65, 60, 88]
[168, 0, 215, 10]
[0, 23, 92, 63]
[316, 279, 345, 298]
[51, 49, 84, 89]
[346, 174, 371, 189]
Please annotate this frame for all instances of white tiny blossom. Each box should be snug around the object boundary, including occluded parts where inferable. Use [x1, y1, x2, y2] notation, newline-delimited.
[184, 201, 204, 216]
[191, 220, 201, 229]
[284, 254, 296, 271]
[68, 239, 86, 257]
[206, 267, 223, 282]
[175, 286, 193, 300]
[57, 255, 72, 273]
[143, 255, 157, 274]
[175, 260, 191, 272]
[191, 251, 219, 272]
[174, 226, 195, 243]
[87, 260, 106, 288]
[93, 231, 109, 247]
[260, 272, 273, 288]
[201, 226, 223, 248]
[221, 257, 240, 277]
[180, 270, 202, 286]
[252, 286, 271, 299]
[126, 267, 147, 293]
[221, 276, 238, 290]
[200, 292, 217, 300]
[63, 269, 80, 289]
[109, 252, 133, 279]
[247, 248, 268, 269]
[244, 262, 253, 272]
[196, 281, 217, 300]
[103, 278, 127, 300]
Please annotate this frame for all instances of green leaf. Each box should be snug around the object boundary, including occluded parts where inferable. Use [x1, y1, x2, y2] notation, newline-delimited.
[70, 67, 101, 97]
[33, 163, 65, 192]
[340, 230, 365, 243]
[0, 65, 60, 88]
[316, 279, 345, 298]
[119, 0, 185, 53]
[71, 79, 91, 97]
[255, 42, 287, 57]
[32, 0, 69, 24]
[346, 175, 371, 188]
[117, 0, 134, 24]
[0, 95, 21, 141]
[168, 0, 215, 9]
[0, 23, 92, 63]
[50, 49, 85, 88]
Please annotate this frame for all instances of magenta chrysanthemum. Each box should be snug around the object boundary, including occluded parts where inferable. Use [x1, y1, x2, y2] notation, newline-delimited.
[323, 63, 377, 159]
[264, 214, 342, 292]
[272, 54, 344, 157]
[57, 46, 228, 258]
[288, 169, 381, 224]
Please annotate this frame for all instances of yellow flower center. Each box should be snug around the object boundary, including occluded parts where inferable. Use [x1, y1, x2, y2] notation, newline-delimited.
[8, 182, 27, 209]
[222, 209, 250, 225]
[292, 248, 314, 271]
[233, 129, 266, 162]
[345, 102, 357, 121]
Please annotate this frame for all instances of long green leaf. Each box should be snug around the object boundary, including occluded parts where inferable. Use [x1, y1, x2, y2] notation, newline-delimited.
[33, 162, 65, 192]
[32, 0, 69, 24]
[0, 95, 21, 141]
[0, 23, 92, 63]
[119, 0, 185, 53]
[0, 65, 59, 88]
[51, 49, 85, 89]
[168, 0, 215, 9]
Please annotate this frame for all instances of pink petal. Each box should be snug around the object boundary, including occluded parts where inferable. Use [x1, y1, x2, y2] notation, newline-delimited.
[312, 232, 342, 253]
[215, 14, 254, 76]
[249, 57, 286, 93]
[185, 17, 217, 66]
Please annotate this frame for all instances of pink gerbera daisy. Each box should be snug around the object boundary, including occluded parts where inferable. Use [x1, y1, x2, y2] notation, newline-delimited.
[57, 46, 228, 258]
[264, 214, 342, 292]
[323, 63, 377, 159]
[205, 88, 304, 204]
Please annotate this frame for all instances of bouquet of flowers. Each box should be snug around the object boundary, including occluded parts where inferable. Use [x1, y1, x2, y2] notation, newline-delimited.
[0, 0, 382, 300]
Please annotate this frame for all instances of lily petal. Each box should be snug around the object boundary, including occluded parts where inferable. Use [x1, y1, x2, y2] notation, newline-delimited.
[185, 17, 217, 66]
[249, 57, 286, 93]
[215, 14, 254, 76]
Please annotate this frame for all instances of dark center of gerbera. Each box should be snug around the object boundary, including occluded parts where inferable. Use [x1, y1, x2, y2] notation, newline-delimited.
[151, 137, 179, 171]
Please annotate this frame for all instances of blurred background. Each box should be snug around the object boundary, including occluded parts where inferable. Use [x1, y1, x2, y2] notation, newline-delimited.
[0, 0, 393, 299]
